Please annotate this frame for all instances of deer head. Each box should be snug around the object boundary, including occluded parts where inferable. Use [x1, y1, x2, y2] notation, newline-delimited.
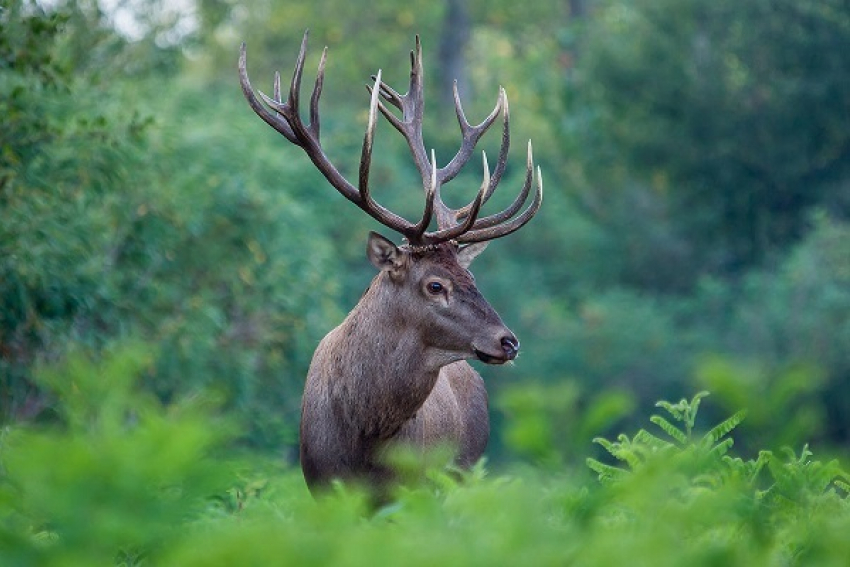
[238, 31, 541, 368]
[364, 231, 518, 365]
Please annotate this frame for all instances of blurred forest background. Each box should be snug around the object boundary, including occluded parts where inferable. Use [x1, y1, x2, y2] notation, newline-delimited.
[2, 0, 849, 467]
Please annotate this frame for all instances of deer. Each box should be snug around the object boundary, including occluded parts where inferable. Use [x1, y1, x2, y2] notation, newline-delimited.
[238, 31, 542, 495]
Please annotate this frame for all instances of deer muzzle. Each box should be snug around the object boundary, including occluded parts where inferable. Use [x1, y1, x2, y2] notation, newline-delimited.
[473, 333, 519, 365]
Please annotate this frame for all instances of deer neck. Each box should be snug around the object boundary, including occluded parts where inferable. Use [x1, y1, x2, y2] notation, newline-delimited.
[327, 274, 450, 438]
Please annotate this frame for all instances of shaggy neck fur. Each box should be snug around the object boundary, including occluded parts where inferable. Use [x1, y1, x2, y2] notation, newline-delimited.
[321, 270, 458, 443]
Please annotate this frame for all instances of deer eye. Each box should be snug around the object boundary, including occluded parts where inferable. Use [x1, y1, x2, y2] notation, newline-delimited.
[426, 281, 444, 295]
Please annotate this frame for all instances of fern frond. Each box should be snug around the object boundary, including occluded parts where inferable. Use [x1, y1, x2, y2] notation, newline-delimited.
[797, 444, 813, 465]
[655, 400, 684, 422]
[688, 392, 709, 418]
[806, 459, 848, 494]
[611, 435, 645, 469]
[748, 451, 772, 485]
[780, 444, 812, 465]
[586, 458, 629, 483]
[708, 437, 734, 457]
[650, 415, 688, 445]
[722, 455, 743, 468]
[620, 448, 643, 470]
[616, 433, 633, 445]
[685, 391, 710, 434]
[593, 437, 619, 458]
[633, 428, 674, 452]
[702, 410, 746, 446]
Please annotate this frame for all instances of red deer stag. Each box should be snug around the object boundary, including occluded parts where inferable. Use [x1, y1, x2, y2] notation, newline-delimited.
[239, 31, 542, 493]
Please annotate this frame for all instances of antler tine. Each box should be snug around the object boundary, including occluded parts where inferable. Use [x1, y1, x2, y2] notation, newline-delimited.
[242, 31, 421, 238]
[426, 151, 490, 243]
[456, 89, 511, 219]
[358, 69, 381, 195]
[273, 72, 282, 110]
[358, 70, 423, 235]
[371, 76, 403, 110]
[309, 47, 327, 137]
[239, 43, 298, 144]
[468, 139, 534, 230]
[366, 85, 405, 133]
[409, 35, 425, 124]
[457, 159, 543, 244]
[288, 32, 308, 111]
[409, 150, 439, 242]
[366, 35, 433, 197]
[438, 86, 507, 186]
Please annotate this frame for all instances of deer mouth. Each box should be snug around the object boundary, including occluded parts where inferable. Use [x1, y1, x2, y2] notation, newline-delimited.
[474, 347, 519, 365]
[474, 349, 508, 364]
[473, 336, 519, 365]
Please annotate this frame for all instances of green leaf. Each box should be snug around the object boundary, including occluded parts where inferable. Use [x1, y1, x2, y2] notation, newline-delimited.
[586, 458, 629, 483]
[702, 410, 746, 446]
[649, 415, 688, 445]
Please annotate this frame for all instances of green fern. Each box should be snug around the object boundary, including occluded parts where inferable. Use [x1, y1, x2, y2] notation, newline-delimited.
[593, 436, 641, 470]
[649, 415, 688, 445]
[654, 391, 710, 438]
[632, 428, 675, 453]
[587, 391, 758, 490]
[588, 391, 850, 529]
[586, 458, 630, 484]
[708, 437, 734, 457]
[701, 410, 746, 449]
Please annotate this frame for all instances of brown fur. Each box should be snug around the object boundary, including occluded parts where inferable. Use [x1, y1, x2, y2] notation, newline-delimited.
[299, 234, 515, 493]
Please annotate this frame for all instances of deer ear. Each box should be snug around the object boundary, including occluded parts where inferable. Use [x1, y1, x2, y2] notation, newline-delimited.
[367, 232, 405, 274]
[457, 242, 489, 269]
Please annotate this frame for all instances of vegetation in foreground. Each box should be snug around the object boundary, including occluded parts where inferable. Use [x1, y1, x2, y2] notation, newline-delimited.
[0, 348, 847, 566]
[2, 2, 849, 564]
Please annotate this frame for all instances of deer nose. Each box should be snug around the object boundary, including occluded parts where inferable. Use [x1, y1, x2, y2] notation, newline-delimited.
[501, 335, 519, 360]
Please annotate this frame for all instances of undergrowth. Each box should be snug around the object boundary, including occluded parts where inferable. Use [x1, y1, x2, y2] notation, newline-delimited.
[0, 349, 847, 566]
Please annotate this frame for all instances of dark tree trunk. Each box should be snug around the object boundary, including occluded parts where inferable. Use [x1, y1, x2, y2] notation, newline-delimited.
[438, 0, 471, 111]
[562, 0, 588, 75]
[568, 0, 586, 18]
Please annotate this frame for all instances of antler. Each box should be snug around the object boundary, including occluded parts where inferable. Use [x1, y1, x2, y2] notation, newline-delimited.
[239, 30, 542, 246]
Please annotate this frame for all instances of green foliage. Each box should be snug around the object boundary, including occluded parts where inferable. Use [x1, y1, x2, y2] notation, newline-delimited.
[496, 379, 635, 466]
[3, 0, 850, 466]
[586, 392, 848, 514]
[2, 358, 848, 566]
[567, 0, 850, 280]
[690, 215, 850, 448]
[0, 345, 234, 565]
[585, 392, 849, 565]
[1, 0, 156, 420]
[587, 392, 746, 481]
[0, 0, 340, 448]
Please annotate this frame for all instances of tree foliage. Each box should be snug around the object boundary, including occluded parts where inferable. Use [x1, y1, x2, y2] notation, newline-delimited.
[2, 0, 850, 459]
[0, 0, 339, 448]
[565, 0, 850, 282]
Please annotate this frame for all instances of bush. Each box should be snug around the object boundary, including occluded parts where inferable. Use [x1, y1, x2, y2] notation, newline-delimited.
[2, 351, 847, 566]
[0, 2, 342, 449]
